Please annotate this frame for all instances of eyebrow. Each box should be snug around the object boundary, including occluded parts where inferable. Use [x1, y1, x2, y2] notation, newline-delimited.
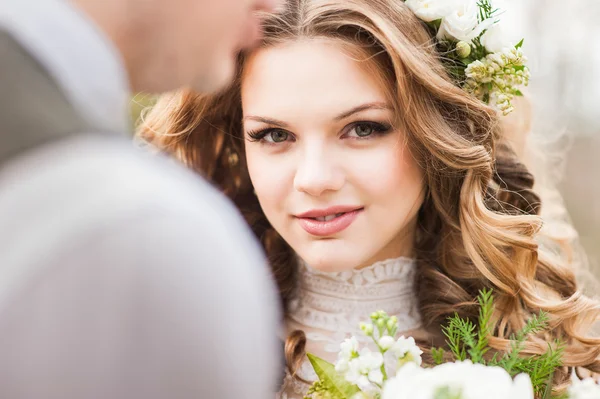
[242, 101, 392, 128]
[334, 102, 391, 121]
[242, 116, 290, 128]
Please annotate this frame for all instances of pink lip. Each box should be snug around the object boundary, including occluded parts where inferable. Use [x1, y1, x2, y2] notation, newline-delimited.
[296, 206, 363, 218]
[295, 206, 364, 237]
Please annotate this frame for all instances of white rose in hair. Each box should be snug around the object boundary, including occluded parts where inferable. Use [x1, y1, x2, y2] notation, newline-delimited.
[480, 22, 516, 52]
[405, 0, 454, 22]
[437, 0, 494, 43]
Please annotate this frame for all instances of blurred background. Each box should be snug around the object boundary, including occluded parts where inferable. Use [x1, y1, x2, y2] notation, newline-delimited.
[519, 0, 600, 284]
[132, 0, 600, 284]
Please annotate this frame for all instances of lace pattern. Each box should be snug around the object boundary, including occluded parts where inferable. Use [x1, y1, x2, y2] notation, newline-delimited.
[277, 257, 422, 399]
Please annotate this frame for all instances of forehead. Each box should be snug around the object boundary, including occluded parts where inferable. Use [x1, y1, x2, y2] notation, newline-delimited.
[240, 38, 390, 118]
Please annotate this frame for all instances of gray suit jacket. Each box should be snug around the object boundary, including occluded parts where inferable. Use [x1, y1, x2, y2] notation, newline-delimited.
[0, 30, 95, 164]
[0, 30, 280, 399]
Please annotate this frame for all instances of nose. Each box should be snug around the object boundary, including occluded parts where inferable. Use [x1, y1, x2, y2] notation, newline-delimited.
[293, 146, 344, 197]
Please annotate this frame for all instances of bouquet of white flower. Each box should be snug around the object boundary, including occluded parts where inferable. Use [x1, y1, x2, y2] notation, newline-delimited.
[403, 0, 529, 115]
[383, 361, 534, 399]
[304, 290, 600, 399]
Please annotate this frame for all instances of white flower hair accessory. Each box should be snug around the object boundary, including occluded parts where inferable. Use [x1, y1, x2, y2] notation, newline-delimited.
[404, 0, 529, 115]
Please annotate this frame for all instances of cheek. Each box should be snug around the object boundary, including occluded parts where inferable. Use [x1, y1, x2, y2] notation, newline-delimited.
[245, 148, 291, 216]
[352, 143, 424, 203]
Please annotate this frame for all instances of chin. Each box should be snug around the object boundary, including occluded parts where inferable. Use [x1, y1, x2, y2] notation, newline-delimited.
[299, 244, 367, 273]
[305, 259, 345, 273]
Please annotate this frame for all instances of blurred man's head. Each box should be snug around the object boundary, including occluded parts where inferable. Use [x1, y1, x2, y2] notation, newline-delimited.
[71, 0, 282, 93]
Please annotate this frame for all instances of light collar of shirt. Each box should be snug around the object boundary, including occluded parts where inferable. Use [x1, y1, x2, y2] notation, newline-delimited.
[0, 0, 131, 134]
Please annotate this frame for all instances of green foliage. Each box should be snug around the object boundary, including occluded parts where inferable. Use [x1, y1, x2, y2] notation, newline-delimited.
[305, 380, 335, 399]
[515, 38, 525, 49]
[474, 289, 494, 362]
[304, 354, 360, 399]
[477, 0, 500, 23]
[443, 314, 477, 361]
[433, 290, 564, 398]
[431, 347, 446, 365]
[469, 35, 489, 62]
[496, 340, 565, 398]
[488, 312, 550, 373]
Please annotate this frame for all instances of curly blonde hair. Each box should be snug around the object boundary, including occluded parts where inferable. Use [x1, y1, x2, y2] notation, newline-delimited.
[138, 0, 600, 389]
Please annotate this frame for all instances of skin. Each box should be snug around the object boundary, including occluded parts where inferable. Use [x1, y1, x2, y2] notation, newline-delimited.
[71, 0, 282, 92]
[242, 39, 426, 272]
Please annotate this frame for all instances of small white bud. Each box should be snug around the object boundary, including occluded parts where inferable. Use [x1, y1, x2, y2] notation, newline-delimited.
[455, 41, 472, 58]
[387, 317, 397, 332]
[360, 323, 374, 336]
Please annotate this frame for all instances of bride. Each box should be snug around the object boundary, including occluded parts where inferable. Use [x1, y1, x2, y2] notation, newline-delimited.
[138, 0, 600, 396]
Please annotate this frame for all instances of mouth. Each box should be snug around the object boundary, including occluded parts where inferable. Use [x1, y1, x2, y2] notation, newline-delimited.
[311, 213, 347, 222]
[295, 206, 364, 237]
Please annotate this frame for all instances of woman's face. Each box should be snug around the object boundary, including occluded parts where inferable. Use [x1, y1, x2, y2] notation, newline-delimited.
[241, 39, 425, 272]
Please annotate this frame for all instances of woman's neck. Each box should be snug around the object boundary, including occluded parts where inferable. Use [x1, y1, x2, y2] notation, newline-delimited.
[355, 220, 417, 270]
[289, 256, 422, 335]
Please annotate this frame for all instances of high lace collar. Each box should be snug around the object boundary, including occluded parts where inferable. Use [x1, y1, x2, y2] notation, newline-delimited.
[288, 256, 422, 336]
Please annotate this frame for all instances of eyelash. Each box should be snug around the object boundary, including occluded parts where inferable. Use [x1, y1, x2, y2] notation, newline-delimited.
[246, 128, 294, 143]
[345, 121, 392, 139]
[246, 121, 392, 144]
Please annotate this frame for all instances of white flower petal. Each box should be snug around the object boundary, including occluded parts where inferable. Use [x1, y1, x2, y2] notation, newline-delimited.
[512, 373, 534, 399]
[368, 368, 384, 385]
[405, 0, 454, 22]
[385, 360, 535, 399]
[480, 22, 515, 53]
[437, 0, 481, 43]
[379, 335, 395, 351]
[335, 359, 349, 373]
[569, 377, 600, 399]
[356, 375, 372, 391]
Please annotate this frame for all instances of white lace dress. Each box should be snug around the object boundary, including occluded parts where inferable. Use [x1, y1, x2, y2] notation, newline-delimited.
[277, 257, 422, 399]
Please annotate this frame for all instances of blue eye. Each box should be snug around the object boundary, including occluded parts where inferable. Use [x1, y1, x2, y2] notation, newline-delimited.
[353, 124, 375, 137]
[246, 128, 293, 144]
[265, 130, 289, 143]
[346, 122, 392, 139]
